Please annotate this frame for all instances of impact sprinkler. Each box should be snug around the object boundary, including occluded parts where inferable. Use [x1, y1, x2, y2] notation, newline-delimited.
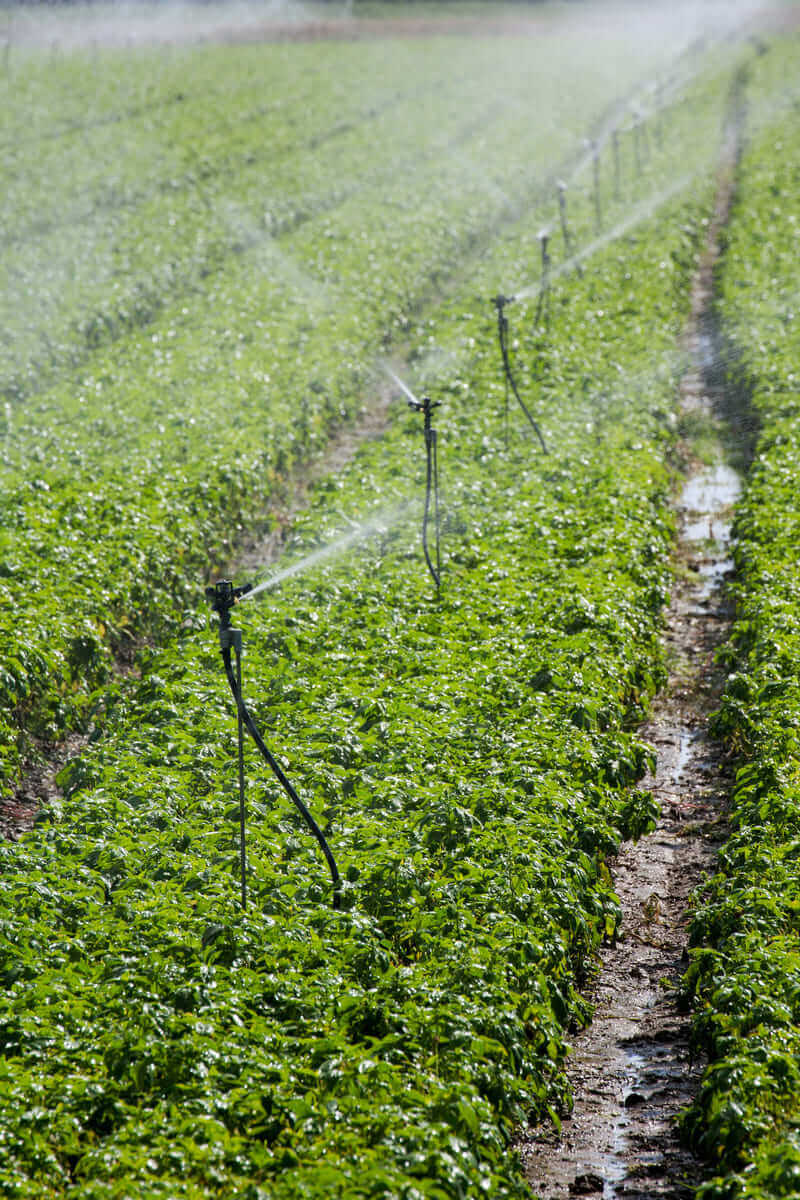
[205, 579, 342, 911]
[534, 229, 551, 327]
[491, 294, 548, 454]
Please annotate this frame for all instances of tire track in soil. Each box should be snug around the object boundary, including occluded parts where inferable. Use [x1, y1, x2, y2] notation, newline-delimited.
[517, 130, 741, 1198]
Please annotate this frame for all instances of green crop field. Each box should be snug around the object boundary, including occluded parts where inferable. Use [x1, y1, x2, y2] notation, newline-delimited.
[1, 4, 800, 1198]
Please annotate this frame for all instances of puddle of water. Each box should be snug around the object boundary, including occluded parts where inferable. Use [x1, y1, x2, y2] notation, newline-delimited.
[696, 555, 735, 600]
[674, 728, 697, 784]
[680, 462, 741, 518]
[683, 514, 732, 544]
[695, 330, 716, 373]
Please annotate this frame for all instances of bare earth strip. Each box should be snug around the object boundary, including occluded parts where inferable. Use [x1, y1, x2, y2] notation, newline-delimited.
[518, 129, 740, 1199]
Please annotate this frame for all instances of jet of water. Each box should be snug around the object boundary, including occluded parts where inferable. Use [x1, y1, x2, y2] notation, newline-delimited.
[515, 170, 698, 301]
[383, 364, 422, 407]
[241, 503, 407, 600]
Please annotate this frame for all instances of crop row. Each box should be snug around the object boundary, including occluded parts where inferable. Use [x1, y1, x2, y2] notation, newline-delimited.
[0, 40, 740, 1199]
[0, 35, 735, 797]
[681, 32, 800, 1200]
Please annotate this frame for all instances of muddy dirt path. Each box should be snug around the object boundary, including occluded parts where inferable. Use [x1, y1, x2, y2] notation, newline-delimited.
[518, 151, 740, 1199]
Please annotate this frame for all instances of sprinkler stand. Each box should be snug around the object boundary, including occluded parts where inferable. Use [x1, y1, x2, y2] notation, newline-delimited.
[491, 293, 547, 454]
[534, 229, 551, 327]
[205, 578, 342, 911]
[406, 393, 442, 594]
[557, 180, 572, 255]
[207, 580, 253, 911]
[633, 113, 642, 176]
[557, 182, 583, 277]
[591, 139, 601, 231]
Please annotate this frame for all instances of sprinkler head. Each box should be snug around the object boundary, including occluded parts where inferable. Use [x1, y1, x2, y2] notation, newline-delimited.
[492, 293, 515, 311]
[538, 230, 550, 269]
[205, 579, 253, 628]
[407, 394, 441, 414]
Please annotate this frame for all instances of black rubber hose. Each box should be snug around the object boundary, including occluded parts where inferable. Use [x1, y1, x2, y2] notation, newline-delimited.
[221, 643, 342, 911]
[498, 312, 548, 453]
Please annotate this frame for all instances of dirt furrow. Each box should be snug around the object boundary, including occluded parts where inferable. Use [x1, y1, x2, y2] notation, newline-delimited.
[518, 134, 741, 1199]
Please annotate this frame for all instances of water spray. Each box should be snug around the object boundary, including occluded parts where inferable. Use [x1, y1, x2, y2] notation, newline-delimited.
[491, 294, 548, 454]
[205, 579, 342, 911]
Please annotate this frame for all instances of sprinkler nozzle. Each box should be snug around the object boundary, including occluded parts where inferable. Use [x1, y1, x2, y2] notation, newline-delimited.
[407, 395, 440, 414]
[492, 293, 515, 310]
[205, 579, 253, 628]
[538, 230, 551, 271]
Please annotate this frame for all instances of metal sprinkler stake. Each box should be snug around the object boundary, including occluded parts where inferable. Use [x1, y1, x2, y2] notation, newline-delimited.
[591, 139, 601, 231]
[557, 180, 573, 257]
[205, 579, 342, 911]
[633, 112, 642, 177]
[206, 579, 253, 910]
[654, 83, 664, 148]
[640, 110, 650, 162]
[557, 182, 582, 277]
[491, 294, 547, 454]
[406, 392, 442, 595]
[534, 229, 551, 327]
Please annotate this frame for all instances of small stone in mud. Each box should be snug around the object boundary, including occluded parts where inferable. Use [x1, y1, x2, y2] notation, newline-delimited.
[570, 1171, 605, 1195]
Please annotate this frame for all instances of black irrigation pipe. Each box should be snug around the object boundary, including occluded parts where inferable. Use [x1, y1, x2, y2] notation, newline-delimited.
[491, 294, 548, 454]
[206, 580, 342, 912]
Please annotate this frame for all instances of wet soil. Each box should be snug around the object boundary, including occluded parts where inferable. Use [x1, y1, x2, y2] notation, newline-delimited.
[518, 130, 740, 1200]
